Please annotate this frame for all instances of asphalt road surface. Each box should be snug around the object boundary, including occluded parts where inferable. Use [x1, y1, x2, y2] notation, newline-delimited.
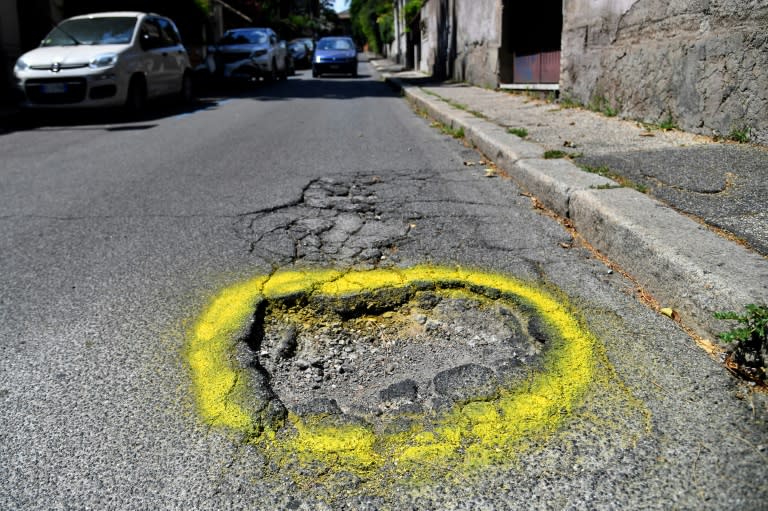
[1, 63, 766, 510]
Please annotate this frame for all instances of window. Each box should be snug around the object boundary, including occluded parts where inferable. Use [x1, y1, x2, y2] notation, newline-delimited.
[140, 20, 163, 49]
[156, 17, 181, 46]
[43, 17, 137, 46]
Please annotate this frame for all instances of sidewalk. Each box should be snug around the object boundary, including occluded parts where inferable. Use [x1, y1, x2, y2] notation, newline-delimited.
[371, 58, 768, 345]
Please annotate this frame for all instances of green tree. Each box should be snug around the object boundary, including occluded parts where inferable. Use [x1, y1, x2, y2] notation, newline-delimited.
[349, 0, 392, 53]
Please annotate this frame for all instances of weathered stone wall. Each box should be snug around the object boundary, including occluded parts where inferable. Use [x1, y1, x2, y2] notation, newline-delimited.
[419, 0, 439, 74]
[452, 0, 501, 88]
[562, 0, 768, 144]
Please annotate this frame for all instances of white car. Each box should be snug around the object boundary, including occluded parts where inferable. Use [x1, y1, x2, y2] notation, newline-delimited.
[14, 11, 193, 110]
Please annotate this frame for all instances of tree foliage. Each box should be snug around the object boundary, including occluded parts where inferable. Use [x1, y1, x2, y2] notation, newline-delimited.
[349, 0, 393, 54]
[403, 0, 424, 24]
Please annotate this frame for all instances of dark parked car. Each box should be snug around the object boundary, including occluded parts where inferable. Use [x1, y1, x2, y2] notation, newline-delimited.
[293, 37, 314, 53]
[312, 37, 357, 78]
[288, 40, 311, 69]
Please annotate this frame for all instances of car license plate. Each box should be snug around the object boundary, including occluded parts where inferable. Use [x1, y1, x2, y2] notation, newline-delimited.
[329, 64, 340, 70]
[41, 83, 68, 94]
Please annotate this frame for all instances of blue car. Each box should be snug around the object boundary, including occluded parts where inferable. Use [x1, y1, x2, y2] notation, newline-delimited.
[312, 37, 357, 78]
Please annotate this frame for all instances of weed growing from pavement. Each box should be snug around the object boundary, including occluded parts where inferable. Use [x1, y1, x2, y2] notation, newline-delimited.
[579, 164, 648, 193]
[728, 125, 751, 143]
[558, 95, 582, 109]
[444, 125, 465, 138]
[428, 120, 464, 139]
[589, 95, 619, 117]
[508, 127, 528, 138]
[658, 114, 678, 131]
[714, 304, 767, 382]
[468, 109, 488, 119]
[544, 150, 567, 159]
[420, 90, 488, 120]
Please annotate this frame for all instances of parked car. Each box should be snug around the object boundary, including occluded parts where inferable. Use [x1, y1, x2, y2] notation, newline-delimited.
[210, 28, 289, 82]
[13, 11, 193, 110]
[312, 37, 358, 78]
[280, 40, 295, 75]
[292, 37, 314, 54]
[288, 40, 312, 69]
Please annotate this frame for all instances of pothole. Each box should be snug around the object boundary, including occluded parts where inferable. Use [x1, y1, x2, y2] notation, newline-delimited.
[187, 265, 601, 487]
[258, 287, 548, 422]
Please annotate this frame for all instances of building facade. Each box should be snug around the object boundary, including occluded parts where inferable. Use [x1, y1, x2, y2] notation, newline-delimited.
[393, 0, 767, 144]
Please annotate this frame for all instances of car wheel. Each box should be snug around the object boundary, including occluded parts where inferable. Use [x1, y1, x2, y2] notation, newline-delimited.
[312, 68, 319, 78]
[179, 71, 194, 104]
[125, 75, 147, 114]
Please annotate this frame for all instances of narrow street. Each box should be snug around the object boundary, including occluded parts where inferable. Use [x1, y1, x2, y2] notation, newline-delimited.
[0, 62, 765, 509]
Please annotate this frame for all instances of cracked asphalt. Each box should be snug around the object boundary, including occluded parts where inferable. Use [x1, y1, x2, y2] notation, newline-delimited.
[1, 63, 766, 509]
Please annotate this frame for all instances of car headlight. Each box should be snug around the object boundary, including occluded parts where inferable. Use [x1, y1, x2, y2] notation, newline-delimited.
[14, 58, 28, 72]
[89, 53, 118, 69]
[251, 49, 267, 58]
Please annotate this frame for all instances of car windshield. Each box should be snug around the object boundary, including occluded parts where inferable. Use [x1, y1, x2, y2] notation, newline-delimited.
[220, 30, 267, 45]
[42, 17, 137, 46]
[317, 38, 354, 51]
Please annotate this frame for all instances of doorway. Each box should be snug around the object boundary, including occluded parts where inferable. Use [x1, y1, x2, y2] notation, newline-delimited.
[499, 0, 562, 86]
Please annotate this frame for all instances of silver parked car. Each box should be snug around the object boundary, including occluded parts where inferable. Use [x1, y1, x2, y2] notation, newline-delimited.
[14, 11, 194, 110]
[211, 28, 289, 82]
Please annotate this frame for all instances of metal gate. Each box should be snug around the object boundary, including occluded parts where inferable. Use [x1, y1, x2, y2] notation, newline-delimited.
[513, 50, 561, 84]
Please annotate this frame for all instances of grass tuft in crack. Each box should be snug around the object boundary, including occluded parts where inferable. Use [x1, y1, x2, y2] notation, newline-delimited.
[544, 150, 567, 159]
[727, 125, 751, 143]
[579, 164, 648, 193]
[714, 304, 767, 383]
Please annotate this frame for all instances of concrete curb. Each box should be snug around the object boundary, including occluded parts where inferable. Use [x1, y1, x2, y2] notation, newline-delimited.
[385, 74, 768, 342]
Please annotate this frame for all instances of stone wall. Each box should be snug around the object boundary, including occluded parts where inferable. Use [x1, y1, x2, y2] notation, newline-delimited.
[419, 0, 439, 74]
[451, 0, 501, 88]
[562, 0, 768, 144]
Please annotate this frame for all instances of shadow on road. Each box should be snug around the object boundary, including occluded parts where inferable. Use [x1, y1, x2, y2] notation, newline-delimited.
[198, 68, 400, 103]
[0, 65, 415, 135]
[0, 98, 221, 134]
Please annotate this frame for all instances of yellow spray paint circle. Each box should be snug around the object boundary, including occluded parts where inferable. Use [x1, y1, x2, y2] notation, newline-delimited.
[186, 265, 598, 484]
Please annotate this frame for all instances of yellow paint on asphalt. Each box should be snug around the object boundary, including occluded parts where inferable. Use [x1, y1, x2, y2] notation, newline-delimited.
[186, 265, 604, 482]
